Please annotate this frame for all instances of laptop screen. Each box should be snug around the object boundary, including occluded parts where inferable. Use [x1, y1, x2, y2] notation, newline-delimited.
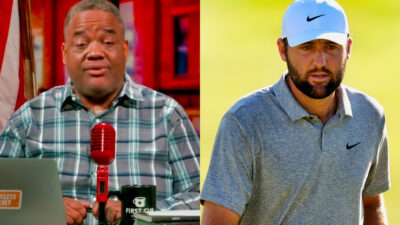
[0, 159, 66, 225]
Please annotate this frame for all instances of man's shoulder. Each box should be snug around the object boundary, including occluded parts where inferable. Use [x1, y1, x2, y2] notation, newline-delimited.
[227, 86, 275, 116]
[343, 85, 385, 119]
[13, 85, 65, 114]
[6, 86, 65, 129]
[134, 83, 180, 108]
[137, 83, 168, 98]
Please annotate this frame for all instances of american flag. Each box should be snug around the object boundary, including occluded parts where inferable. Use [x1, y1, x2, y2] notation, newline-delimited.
[0, 0, 35, 132]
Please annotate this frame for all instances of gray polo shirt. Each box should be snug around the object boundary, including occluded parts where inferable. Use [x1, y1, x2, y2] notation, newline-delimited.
[201, 74, 390, 225]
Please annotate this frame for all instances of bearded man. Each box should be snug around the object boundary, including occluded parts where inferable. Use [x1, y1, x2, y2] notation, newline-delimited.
[201, 0, 390, 224]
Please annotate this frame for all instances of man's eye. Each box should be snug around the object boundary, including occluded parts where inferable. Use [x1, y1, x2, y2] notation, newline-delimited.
[104, 41, 114, 46]
[75, 43, 87, 49]
[300, 45, 311, 50]
[327, 45, 338, 50]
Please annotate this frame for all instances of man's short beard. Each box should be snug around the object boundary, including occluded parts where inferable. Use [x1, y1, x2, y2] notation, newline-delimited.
[286, 57, 346, 99]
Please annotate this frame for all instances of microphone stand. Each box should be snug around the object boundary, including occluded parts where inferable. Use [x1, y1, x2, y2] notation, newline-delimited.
[97, 165, 109, 225]
[99, 202, 106, 225]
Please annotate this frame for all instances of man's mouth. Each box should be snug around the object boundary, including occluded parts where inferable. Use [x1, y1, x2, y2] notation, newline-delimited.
[308, 71, 331, 83]
[84, 66, 108, 76]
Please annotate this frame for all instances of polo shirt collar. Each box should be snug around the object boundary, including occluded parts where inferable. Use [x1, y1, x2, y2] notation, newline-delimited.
[273, 73, 309, 121]
[60, 74, 145, 111]
[336, 84, 353, 118]
[273, 72, 353, 122]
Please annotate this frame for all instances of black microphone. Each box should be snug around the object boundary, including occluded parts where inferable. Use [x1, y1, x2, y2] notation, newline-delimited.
[90, 123, 116, 224]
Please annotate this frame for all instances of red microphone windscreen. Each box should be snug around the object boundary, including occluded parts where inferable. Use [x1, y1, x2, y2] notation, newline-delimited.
[90, 123, 116, 165]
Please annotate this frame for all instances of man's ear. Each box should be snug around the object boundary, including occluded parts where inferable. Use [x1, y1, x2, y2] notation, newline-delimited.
[124, 40, 129, 63]
[61, 42, 67, 64]
[346, 37, 352, 60]
[277, 38, 287, 62]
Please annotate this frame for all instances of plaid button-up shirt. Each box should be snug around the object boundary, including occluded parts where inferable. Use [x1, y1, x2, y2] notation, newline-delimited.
[0, 75, 200, 224]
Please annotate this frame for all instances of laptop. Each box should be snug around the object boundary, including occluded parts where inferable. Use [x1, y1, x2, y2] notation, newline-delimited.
[134, 210, 200, 224]
[0, 159, 66, 225]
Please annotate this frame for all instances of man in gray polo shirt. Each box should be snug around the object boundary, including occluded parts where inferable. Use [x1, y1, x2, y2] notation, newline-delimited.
[201, 0, 390, 224]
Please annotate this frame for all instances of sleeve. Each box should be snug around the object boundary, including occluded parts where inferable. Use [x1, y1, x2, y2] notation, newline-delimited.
[362, 118, 390, 197]
[156, 104, 200, 210]
[0, 106, 30, 158]
[200, 113, 254, 216]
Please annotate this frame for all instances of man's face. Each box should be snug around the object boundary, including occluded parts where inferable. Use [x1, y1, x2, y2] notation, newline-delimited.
[284, 39, 350, 99]
[62, 10, 128, 102]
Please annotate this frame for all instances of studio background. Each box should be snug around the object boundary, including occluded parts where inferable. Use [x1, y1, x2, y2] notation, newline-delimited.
[200, 0, 400, 223]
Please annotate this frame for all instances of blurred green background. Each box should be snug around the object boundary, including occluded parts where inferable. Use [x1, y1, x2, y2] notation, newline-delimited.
[200, 0, 400, 223]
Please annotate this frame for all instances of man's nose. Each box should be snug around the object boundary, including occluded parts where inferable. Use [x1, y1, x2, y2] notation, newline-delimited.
[86, 42, 104, 60]
[313, 49, 327, 68]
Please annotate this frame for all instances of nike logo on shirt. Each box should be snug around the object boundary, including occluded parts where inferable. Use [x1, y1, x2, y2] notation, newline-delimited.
[346, 142, 361, 150]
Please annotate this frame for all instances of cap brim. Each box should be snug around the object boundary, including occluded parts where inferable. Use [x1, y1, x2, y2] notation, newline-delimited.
[286, 30, 348, 47]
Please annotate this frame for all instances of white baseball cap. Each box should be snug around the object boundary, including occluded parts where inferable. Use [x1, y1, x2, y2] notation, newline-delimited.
[282, 0, 349, 47]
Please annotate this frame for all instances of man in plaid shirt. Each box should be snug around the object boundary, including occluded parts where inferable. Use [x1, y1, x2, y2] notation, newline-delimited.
[0, 0, 199, 224]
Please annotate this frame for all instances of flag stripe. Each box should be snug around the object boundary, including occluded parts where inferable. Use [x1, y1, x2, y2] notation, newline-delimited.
[0, 0, 14, 73]
[0, 0, 21, 131]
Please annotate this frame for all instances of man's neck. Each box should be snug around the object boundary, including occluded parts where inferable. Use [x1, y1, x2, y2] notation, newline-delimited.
[286, 77, 337, 124]
[74, 90, 120, 113]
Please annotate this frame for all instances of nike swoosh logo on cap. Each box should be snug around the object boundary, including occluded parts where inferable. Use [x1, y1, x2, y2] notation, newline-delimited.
[307, 14, 325, 22]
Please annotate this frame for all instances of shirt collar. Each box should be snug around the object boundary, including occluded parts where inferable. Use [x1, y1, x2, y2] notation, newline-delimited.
[272, 72, 353, 122]
[60, 74, 145, 111]
[118, 74, 145, 102]
[336, 84, 353, 118]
